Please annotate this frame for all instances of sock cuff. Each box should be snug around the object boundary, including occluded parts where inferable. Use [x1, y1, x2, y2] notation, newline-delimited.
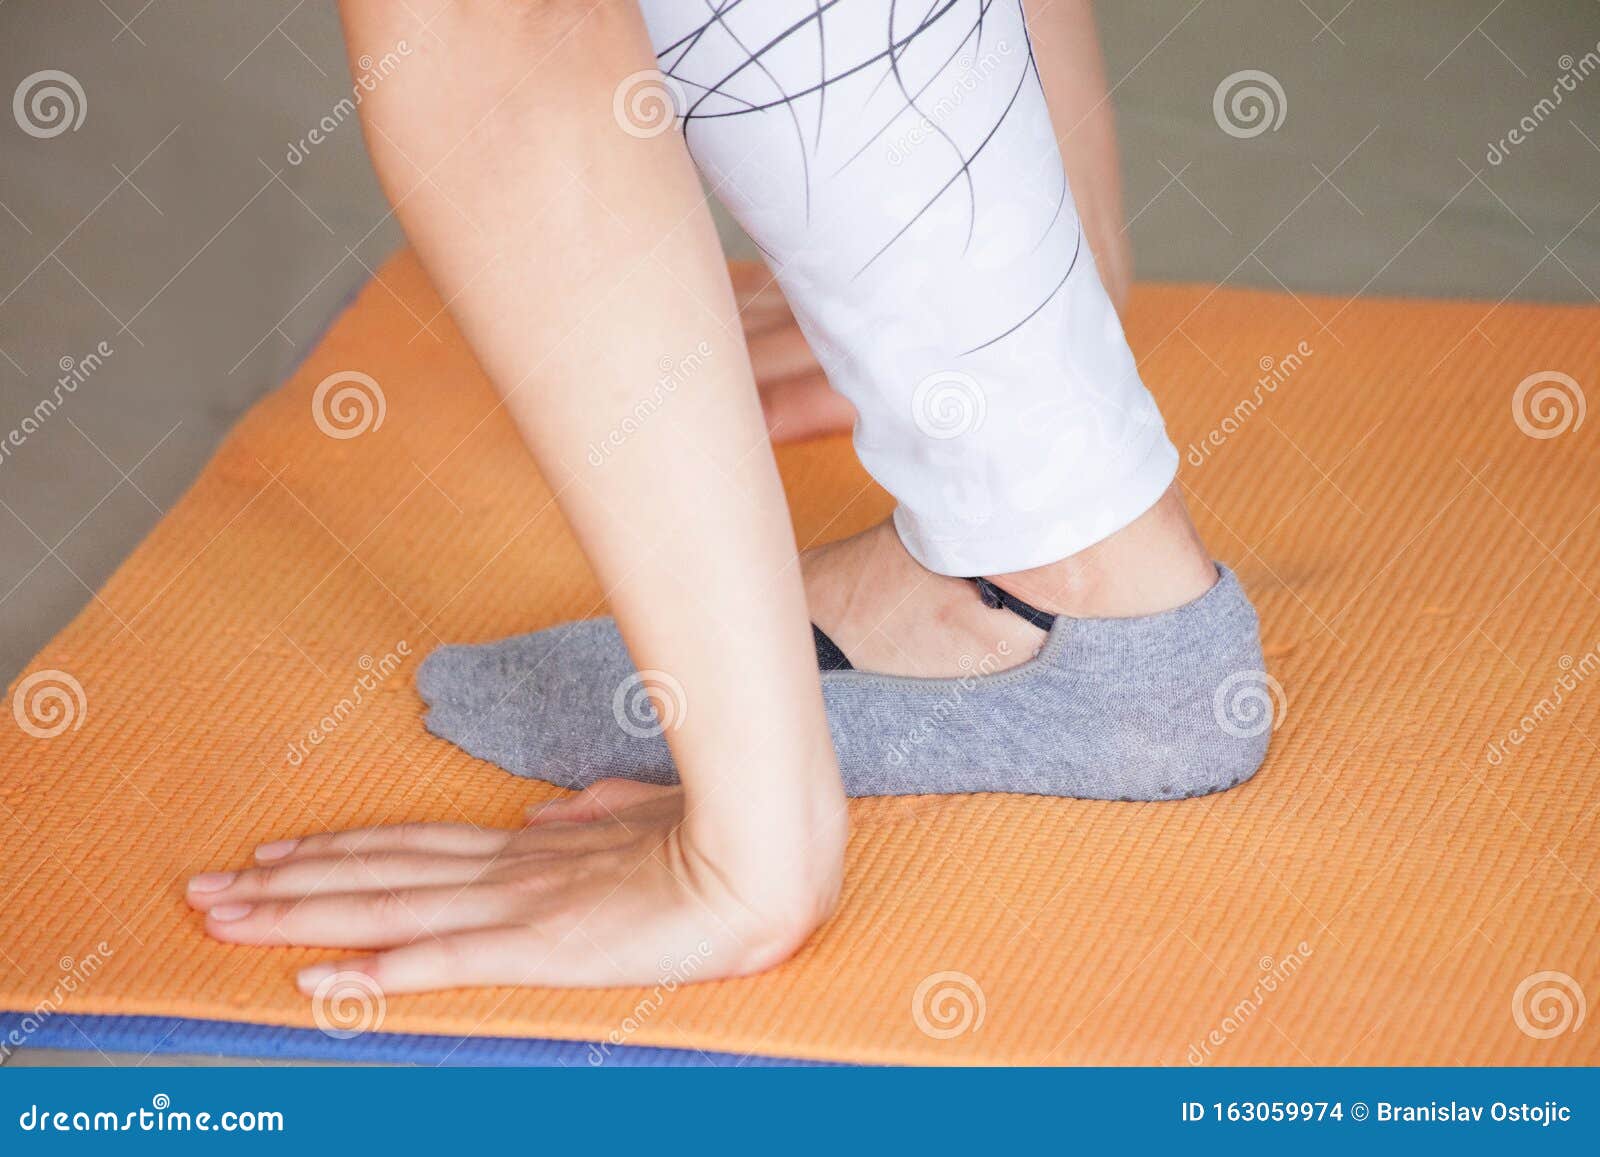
[1038, 564, 1260, 676]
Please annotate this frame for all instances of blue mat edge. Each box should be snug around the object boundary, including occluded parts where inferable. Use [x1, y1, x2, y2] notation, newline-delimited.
[1, 1013, 835, 1067]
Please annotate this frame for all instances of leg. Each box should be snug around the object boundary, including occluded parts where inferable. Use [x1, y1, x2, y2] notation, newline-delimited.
[740, 0, 1132, 441]
[644, 0, 1192, 583]
[421, 0, 1270, 800]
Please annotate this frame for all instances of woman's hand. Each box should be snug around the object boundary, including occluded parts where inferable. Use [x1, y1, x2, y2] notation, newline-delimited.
[186, 780, 833, 993]
[327, 2, 848, 999]
[729, 261, 858, 444]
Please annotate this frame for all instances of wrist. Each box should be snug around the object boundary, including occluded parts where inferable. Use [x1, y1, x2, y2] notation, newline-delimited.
[682, 760, 848, 971]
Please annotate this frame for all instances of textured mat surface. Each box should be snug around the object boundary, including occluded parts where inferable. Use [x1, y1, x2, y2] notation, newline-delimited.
[3, 252, 1597, 1065]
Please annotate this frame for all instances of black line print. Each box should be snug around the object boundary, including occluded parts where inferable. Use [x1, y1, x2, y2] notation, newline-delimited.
[652, 0, 757, 61]
[700, 0, 815, 222]
[1013, 13, 1071, 257]
[853, 37, 1039, 276]
[659, 1, 762, 115]
[963, 226, 1081, 356]
[674, 1, 961, 122]
[861, 0, 953, 105]
[652, 1, 1085, 356]
[813, 0, 828, 148]
[886, 0, 978, 253]
[830, 0, 999, 179]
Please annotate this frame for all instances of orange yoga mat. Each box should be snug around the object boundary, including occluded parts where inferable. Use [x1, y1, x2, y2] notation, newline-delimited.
[3, 252, 1597, 1065]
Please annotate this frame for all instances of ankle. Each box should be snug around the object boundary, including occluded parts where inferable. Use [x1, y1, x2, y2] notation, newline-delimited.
[801, 521, 1045, 678]
[991, 484, 1216, 619]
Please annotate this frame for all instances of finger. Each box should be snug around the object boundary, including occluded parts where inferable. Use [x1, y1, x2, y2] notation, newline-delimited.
[747, 321, 819, 384]
[760, 373, 858, 444]
[297, 925, 548, 995]
[187, 851, 493, 910]
[739, 301, 793, 337]
[254, 822, 512, 864]
[727, 261, 790, 322]
[525, 778, 669, 826]
[736, 299, 793, 335]
[202, 882, 520, 948]
[726, 259, 768, 293]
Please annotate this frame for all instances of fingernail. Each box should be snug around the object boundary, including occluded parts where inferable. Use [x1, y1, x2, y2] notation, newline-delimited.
[207, 903, 253, 922]
[297, 963, 336, 993]
[187, 872, 235, 893]
[255, 839, 298, 862]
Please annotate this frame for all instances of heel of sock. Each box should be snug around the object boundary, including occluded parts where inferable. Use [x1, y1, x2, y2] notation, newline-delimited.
[1158, 566, 1274, 798]
[1049, 564, 1274, 800]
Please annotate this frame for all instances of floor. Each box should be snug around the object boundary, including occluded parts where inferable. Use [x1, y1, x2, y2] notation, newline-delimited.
[2, 0, 1597, 1065]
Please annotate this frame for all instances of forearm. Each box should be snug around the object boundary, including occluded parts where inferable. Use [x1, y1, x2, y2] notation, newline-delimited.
[337, 1, 844, 919]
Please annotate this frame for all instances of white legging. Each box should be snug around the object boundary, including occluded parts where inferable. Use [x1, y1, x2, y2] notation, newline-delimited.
[638, 0, 1178, 576]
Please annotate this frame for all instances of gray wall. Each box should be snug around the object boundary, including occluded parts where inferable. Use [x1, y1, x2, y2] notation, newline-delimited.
[3, 1, 1597, 680]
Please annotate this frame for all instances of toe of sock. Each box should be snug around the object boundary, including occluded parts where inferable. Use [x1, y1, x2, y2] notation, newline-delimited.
[415, 643, 480, 709]
[414, 618, 678, 790]
[416, 623, 587, 710]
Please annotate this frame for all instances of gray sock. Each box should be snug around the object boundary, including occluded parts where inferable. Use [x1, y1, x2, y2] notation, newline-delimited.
[415, 565, 1273, 800]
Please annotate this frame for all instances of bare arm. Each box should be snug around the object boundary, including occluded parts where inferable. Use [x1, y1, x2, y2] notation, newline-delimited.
[186, 0, 846, 989]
